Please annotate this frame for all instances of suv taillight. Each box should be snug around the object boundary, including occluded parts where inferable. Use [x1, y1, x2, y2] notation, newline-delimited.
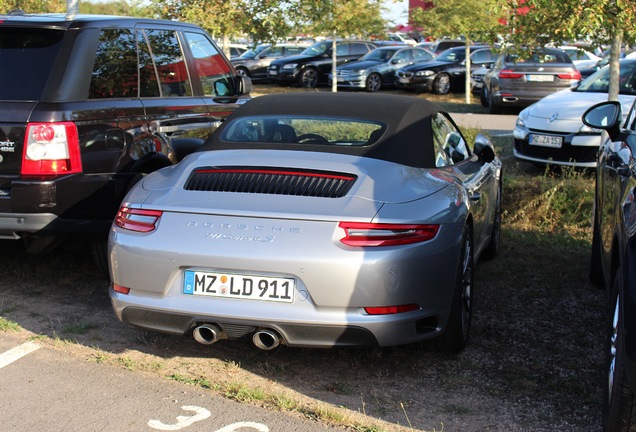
[21, 122, 82, 175]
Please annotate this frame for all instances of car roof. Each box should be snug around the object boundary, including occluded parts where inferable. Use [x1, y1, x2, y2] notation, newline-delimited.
[203, 93, 445, 169]
[0, 12, 202, 30]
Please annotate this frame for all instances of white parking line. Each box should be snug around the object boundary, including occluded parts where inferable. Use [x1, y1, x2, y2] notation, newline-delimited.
[0, 341, 41, 369]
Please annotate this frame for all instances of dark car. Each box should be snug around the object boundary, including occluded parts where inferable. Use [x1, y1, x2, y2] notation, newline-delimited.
[0, 12, 251, 271]
[331, 46, 434, 92]
[584, 99, 636, 431]
[480, 47, 581, 113]
[395, 46, 494, 94]
[231, 44, 306, 81]
[267, 40, 377, 88]
[421, 39, 466, 55]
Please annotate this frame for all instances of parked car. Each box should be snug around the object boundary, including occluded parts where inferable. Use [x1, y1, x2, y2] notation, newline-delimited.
[584, 98, 636, 431]
[512, 59, 636, 167]
[395, 46, 495, 94]
[231, 44, 306, 81]
[481, 47, 581, 113]
[420, 39, 466, 55]
[330, 46, 434, 92]
[559, 45, 602, 69]
[267, 40, 377, 88]
[228, 44, 248, 59]
[108, 92, 502, 353]
[471, 66, 489, 95]
[387, 32, 417, 46]
[0, 12, 251, 272]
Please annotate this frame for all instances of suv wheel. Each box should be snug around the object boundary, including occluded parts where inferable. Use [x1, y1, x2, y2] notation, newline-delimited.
[299, 68, 319, 88]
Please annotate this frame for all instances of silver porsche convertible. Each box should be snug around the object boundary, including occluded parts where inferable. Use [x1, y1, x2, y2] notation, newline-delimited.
[109, 92, 502, 353]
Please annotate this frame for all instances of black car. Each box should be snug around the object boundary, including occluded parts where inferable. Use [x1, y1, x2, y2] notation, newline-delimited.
[395, 46, 494, 94]
[0, 12, 251, 271]
[585, 98, 636, 430]
[231, 44, 306, 81]
[267, 40, 377, 88]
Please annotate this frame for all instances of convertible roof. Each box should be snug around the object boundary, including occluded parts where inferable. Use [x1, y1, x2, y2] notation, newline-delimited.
[202, 92, 449, 168]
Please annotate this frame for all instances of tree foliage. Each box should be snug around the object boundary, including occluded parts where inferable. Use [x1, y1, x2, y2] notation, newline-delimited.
[410, 0, 502, 103]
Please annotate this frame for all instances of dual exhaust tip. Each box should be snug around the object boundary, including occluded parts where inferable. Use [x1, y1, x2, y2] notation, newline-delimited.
[192, 324, 281, 350]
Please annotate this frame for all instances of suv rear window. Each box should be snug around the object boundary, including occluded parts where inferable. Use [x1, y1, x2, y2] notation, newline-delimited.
[0, 28, 65, 100]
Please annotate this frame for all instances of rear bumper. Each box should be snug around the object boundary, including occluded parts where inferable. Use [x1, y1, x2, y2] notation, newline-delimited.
[0, 173, 125, 240]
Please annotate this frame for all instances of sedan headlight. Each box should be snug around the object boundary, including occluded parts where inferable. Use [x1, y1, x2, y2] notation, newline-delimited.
[349, 70, 364, 76]
[282, 63, 298, 70]
[513, 107, 530, 140]
[415, 70, 435, 77]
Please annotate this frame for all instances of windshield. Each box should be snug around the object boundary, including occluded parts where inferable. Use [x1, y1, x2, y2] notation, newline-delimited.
[300, 41, 330, 56]
[436, 48, 465, 63]
[577, 61, 636, 95]
[359, 48, 397, 62]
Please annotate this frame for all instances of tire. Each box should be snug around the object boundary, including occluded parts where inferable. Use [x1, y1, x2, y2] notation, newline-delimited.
[487, 89, 501, 114]
[603, 269, 636, 431]
[236, 67, 250, 78]
[482, 181, 502, 260]
[299, 68, 319, 88]
[432, 73, 451, 95]
[480, 85, 489, 107]
[591, 207, 605, 287]
[365, 73, 382, 92]
[429, 225, 474, 353]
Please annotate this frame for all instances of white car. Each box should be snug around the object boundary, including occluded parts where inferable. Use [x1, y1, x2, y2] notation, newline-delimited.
[559, 45, 602, 70]
[513, 58, 636, 167]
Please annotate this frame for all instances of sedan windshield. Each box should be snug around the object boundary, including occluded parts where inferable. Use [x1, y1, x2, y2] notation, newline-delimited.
[300, 41, 329, 56]
[576, 60, 636, 95]
[359, 48, 398, 62]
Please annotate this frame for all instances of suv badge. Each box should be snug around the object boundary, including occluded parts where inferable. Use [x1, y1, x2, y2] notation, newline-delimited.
[0, 141, 15, 153]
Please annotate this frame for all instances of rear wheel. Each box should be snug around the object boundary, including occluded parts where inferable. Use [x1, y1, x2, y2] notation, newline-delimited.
[365, 73, 382, 92]
[488, 89, 501, 114]
[429, 225, 473, 353]
[603, 269, 636, 431]
[480, 85, 489, 107]
[432, 73, 451, 95]
[299, 68, 319, 88]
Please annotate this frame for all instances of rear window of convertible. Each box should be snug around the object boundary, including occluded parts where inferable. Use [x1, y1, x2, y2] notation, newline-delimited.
[221, 116, 386, 146]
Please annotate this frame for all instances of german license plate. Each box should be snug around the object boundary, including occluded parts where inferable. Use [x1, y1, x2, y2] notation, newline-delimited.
[529, 134, 563, 148]
[398, 77, 410, 84]
[269, 70, 277, 76]
[527, 74, 554, 82]
[183, 270, 294, 303]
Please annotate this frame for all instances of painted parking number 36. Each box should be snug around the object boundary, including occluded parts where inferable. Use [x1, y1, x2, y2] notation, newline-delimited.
[148, 405, 269, 431]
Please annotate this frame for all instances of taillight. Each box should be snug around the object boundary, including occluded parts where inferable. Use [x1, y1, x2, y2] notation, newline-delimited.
[338, 222, 439, 247]
[498, 69, 524, 79]
[115, 207, 163, 232]
[21, 122, 82, 175]
[557, 70, 582, 80]
[364, 304, 420, 315]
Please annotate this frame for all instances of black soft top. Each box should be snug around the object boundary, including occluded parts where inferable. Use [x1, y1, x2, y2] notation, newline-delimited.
[202, 92, 446, 169]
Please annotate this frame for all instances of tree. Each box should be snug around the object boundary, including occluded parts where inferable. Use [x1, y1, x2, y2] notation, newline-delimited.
[410, 0, 502, 103]
[0, 0, 65, 12]
[502, 0, 636, 101]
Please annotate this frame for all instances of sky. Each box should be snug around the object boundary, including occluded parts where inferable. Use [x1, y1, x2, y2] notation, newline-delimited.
[383, 0, 409, 26]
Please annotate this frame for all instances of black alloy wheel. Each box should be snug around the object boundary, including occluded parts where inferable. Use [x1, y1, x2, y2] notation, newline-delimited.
[299, 67, 319, 88]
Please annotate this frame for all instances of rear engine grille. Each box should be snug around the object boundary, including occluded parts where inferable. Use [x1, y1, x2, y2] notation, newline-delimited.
[184, 167, 357, 198]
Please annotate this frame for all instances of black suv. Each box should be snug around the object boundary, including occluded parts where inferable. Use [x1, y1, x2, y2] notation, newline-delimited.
[0, 13, 251, 269]
[267, 40, 377, 88]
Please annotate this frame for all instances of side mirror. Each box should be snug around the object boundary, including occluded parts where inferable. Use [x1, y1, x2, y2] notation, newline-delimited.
[473, 133, 496, 163]
[582, 101, 622, 139]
